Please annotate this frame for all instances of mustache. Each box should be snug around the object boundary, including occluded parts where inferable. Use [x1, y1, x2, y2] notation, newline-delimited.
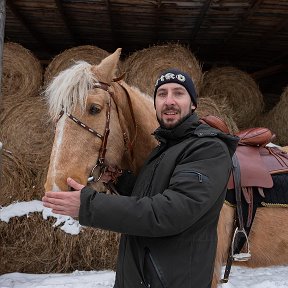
[162, 105, 180, 113]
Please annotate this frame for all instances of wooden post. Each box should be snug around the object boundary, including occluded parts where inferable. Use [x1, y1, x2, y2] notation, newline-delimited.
[0, 0, 5, 102]
[0, 1, 5, 182]
[0, 141, 2, 186]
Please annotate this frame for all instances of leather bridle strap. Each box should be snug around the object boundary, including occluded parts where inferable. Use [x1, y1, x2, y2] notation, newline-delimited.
[66, 112, 104, 140]
[97, 95, 111, 166]
[113, 82, 138, 159]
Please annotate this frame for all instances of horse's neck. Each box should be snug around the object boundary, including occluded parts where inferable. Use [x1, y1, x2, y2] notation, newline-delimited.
[116, 82, 158, 173]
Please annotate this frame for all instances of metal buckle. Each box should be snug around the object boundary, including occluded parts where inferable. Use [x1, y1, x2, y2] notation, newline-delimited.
[231, 227, 251, 261]
[87, 162, 106, 183]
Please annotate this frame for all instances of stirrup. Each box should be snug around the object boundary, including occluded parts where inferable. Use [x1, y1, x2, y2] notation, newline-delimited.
[231, 227, 251, 261]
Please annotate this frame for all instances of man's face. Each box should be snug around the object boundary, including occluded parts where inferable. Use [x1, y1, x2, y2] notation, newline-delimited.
[155, 83, 196, 129]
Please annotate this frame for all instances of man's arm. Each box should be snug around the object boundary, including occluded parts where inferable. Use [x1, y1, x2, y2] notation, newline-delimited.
[42, 169, 136, 215]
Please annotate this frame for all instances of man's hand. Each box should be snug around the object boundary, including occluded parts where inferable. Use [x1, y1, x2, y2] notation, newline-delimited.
[42, 178, 84, 217]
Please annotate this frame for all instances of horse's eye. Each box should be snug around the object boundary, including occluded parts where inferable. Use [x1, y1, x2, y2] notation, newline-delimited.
[89, 104, 101, 115]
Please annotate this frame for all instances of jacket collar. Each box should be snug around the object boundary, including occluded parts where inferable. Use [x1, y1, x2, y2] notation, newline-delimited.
[153, 113, 200, 144]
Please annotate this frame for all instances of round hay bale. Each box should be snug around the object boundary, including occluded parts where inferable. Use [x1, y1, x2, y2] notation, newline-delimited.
[256, 86, 288, 146]
[122, 43, 203, 97]
[0, 144, 36, 206]
[0, 213, 119, 274]
[0, 96, 54, 174]
[197, 97, 239, 134]
[200, 67, 264, 129]
[1, 42, 43, 103]
[44, 45, 123, 85]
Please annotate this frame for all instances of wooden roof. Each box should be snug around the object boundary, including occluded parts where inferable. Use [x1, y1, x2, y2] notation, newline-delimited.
[3, 0, 288, 95]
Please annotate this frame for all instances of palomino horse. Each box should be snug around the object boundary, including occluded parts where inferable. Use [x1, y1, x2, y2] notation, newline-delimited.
[45, 49, 288, 287]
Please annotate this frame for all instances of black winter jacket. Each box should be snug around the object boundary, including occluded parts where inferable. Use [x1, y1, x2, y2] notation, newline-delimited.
[79, 113, 239, 288]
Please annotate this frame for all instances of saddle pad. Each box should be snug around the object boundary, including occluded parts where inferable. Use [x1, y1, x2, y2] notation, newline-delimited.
[227, 145, 273, 189]
[226, 173, 288, 207]
[261, 173, 288, 206]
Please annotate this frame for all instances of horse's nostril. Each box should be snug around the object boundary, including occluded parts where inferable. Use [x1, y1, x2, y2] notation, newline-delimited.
[68, 186, 76, 191]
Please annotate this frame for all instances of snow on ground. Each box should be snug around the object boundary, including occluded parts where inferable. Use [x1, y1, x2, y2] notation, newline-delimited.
[1, 266, 288, 288]
[1, 201, 288, 287]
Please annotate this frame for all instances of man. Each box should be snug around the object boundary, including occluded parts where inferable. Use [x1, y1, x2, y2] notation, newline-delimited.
[43, 69, 239, 288]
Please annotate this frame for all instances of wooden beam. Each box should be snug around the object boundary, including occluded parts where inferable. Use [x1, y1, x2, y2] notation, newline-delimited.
[251, 63, 288, 80]
[268, 50, 288, 65]
[6, 0, 53, 54]
[238, 17, 288, 60]
[221, 0, 264, 45]
[153, 0, 161, 42]
[190, 0, 213, 43]
[232, 0, 288, 61]
[54, 0, 79, 45]
[105, 0, 118, 49]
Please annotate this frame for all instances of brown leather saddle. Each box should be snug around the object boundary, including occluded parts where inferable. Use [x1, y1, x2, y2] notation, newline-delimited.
[201, 115, 288, 190]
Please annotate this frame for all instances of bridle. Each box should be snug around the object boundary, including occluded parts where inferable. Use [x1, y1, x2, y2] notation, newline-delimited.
[56, 80, 137, 185]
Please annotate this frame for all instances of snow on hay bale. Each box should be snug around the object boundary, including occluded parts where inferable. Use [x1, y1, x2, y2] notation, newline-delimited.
[200, 67, 264, 130]
[44, 45, 123, 85]
[256, 86, 288, 146]
[1, 42, 42, 104]
[122, 43, 203, 97]
[197, 97, 239, 134]
[0, 213, 119, 274]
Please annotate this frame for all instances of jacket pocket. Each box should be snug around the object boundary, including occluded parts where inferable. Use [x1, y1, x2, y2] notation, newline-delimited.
[181, 170, 209, 183]
[143, 248, 167, 288]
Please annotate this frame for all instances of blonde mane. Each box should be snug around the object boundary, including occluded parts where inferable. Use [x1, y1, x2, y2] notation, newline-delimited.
[45, 61, 98, 121]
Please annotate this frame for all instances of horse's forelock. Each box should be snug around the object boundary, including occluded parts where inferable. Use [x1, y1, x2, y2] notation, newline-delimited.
[45, 61, 98, 121]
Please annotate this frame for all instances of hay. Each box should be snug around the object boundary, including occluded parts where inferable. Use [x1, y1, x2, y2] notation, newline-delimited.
[256, 86, 288, 146]
[44, 45, 123, 85]
[0, 96, 54, 203]
[0, 213, 119, 274]
[281, 146, 288, 153]
[0, 144, 37, 206]
[200, 67, 264, 129]
[1, 42, 43, 103]
[0, 96, 54, 172]
[197, 97, 239, 134]
[122, 43, 203, 97]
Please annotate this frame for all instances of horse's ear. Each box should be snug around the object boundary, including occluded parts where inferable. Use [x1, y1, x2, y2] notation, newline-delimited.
[92, 48, 122, 84]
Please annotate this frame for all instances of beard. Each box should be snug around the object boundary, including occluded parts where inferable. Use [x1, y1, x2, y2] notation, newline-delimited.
[157, 109, 193, 129]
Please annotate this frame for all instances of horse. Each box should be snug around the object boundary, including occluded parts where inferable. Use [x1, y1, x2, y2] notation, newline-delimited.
[44, 48, 288, 287]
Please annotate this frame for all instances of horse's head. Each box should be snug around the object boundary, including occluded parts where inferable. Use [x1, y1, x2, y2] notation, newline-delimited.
[44, 49, 129, 191]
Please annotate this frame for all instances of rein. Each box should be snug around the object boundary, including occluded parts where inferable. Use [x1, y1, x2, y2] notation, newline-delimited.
[111, 82, 138, 161]
[56, 80, 137, 186]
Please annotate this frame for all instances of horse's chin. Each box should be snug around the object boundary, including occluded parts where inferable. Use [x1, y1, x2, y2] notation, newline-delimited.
[89, 181, 107, 192]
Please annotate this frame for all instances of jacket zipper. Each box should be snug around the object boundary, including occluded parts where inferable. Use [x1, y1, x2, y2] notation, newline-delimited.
[147, 251, 168, 288]
[187, 171, 209, 183]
